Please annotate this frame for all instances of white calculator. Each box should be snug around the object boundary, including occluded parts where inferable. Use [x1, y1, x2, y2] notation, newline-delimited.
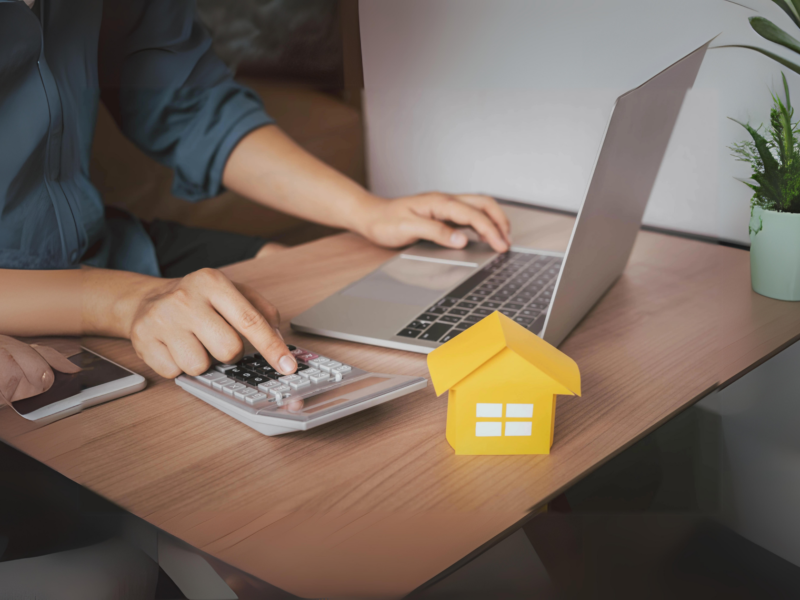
[176, 345, 427, 436]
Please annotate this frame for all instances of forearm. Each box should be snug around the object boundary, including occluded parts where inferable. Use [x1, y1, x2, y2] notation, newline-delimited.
[221, 125, 381, 235]
[0, 268, 158, 339]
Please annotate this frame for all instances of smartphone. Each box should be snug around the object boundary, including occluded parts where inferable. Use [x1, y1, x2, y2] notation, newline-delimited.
[11, 347, 146, 424]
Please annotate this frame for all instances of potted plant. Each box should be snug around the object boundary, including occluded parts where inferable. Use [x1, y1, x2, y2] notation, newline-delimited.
[730, 73, 800, 300]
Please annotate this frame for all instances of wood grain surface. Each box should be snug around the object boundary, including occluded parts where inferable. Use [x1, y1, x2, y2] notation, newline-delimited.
[2, 207, 800, 599]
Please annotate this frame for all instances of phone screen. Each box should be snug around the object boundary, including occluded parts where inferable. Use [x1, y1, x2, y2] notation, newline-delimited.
[12, 351, 131, 416]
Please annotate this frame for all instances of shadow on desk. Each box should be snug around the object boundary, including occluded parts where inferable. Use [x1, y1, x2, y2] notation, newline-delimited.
[419, 377, 800, 600]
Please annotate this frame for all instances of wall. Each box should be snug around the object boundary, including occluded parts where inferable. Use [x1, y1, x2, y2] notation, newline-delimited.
[360, 0, 800, 245]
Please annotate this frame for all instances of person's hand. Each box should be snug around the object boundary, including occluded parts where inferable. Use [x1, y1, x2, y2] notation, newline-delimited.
[0, 335, 82, 405]
[358, 193, 512, 253]
[127, 268, 297, 380]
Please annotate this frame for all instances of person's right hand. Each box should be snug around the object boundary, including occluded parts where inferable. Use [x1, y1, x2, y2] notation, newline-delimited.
[0, 335, 82, 404]
[127, 268, 297, 380]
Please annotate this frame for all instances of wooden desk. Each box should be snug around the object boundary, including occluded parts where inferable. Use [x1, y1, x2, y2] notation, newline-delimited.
[2, 207, 800, 598]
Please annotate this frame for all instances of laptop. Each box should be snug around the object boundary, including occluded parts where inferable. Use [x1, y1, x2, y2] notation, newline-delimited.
[292, 42, 709, 352]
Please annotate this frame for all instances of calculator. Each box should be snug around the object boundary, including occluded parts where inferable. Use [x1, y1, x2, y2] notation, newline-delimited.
[175, 345, 427, 436]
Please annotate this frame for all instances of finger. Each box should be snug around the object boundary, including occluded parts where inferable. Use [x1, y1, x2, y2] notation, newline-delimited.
[30, 345, 82, 374]
[0, 348, 24, 406]
[200, 271, 296, 375]
[163, 331, 212, 377]
[236, 283, 281, 331]
[139, 340, 182, 379]
[5, 342, 54, 398]
[191, 311, 245, 366]
[424, 196, 509, 252]
[456, 195, 512, 244]
[401, 216, 467, 249]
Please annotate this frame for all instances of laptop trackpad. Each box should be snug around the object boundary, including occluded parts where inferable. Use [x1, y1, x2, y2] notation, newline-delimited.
[340, 257, 475, 307]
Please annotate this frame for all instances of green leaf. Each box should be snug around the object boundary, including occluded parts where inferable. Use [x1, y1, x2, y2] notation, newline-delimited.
[730, 118, 784, 200]
[772, 0, 800, 28]
[716, 44, 800, 76]
[784, 71, 792, 111]
[749, 16, 800, 55]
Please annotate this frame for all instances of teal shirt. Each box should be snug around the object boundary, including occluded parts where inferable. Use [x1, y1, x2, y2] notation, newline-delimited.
[0, 0, 273, 275]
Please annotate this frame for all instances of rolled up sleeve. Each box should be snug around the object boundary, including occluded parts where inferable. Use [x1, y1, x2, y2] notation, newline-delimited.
[115, 0, 273, 201]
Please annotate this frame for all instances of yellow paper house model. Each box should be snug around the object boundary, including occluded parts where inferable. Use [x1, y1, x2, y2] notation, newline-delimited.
[427, 312, 581, 455]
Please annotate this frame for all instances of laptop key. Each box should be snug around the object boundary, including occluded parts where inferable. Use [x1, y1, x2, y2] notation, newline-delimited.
[463, 314, 483, 323]
[520, 308, 541, 317]
[448, 309, 469, 316]
[436, 297, 458, 308]
[407, 321, 430, 330]
[505, 303, 524, 310]
[466, 295, 484, 303]
[440, 333, 458, 343]
[482, 301, 502, 309]
[419, 323, 452, 342]
[428, 306, 447, 315]
[528, 313, 547, 333]
[514, 316, 534, 326]
[398, 328, 422, 338]
[439, 315, 461, 324]
[473, 308, 493, 316]
[417, 313, 438, 322]
[499, 309, 517, 317]
[457, 301, 477, 309]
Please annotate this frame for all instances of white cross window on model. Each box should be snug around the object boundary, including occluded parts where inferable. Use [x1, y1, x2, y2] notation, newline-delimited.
[474, 403, 534, 437]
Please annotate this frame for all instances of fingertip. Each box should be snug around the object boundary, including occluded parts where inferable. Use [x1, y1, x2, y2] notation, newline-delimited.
[278, 354, 297, 375]
[493, 238, 510, 253]
[450, 231, 468, 248]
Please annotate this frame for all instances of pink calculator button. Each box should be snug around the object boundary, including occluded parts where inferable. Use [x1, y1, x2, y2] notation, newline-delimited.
[290, 348, 306, 357]
[299, 352, 317, 361]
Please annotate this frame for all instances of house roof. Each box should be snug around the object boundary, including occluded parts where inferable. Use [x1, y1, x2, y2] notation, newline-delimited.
[426, 311, 581, 397]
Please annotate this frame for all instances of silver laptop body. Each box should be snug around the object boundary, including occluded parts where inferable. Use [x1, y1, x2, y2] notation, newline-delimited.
[292, 42, 709, 352]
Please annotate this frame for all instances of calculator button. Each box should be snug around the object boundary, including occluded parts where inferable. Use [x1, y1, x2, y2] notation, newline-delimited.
[289, 379, 311, 390]
[258, 380, 280, 392]
[234, 388, 258, 400]
[269, 385, 291, 399]
[332, 365, 351, 374]
[198, 371, 225, 384]
[226, 383, 246, 396]
[310, 373, 331, 383]
[214, 364, 236, 374]
[308, 357, 330, 367]
[278, 375, 302, 384]
[318, 361, 341, 372]
[245, 393, 269, 405]
[300, 368, 320, 378]
[290, 348, 306, 357]
[211, 377, 235, 390]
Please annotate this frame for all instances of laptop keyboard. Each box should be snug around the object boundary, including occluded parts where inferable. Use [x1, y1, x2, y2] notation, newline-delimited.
[396, 251, 562, 344]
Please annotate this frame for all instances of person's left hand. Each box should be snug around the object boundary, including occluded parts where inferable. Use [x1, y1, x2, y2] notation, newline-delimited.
[0, 335, 82, 405]
[358, 193, 512, 253]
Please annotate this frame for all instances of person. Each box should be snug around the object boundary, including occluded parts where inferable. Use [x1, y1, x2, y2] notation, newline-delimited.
[0, 0, 511, 400]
